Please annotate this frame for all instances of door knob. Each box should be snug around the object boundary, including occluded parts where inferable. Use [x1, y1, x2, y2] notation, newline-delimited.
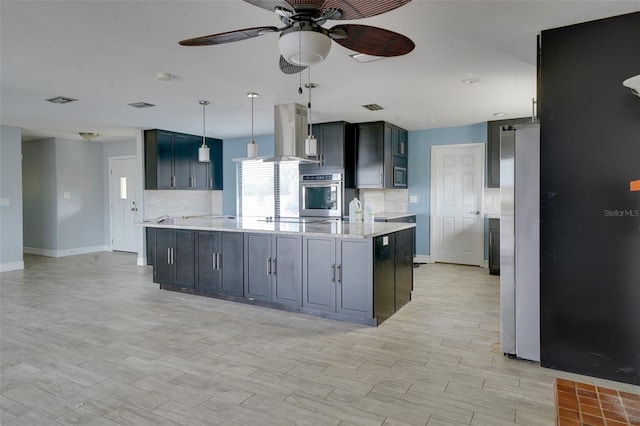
[469, 210, 480, 215]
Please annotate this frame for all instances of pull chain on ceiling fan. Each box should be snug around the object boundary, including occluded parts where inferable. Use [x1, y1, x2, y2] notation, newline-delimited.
[179, 0, 415, 74]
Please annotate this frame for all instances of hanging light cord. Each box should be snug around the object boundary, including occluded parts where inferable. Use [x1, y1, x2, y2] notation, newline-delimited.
[201, 101, 208, 147]
[298, 26, 303, 94]
[308, 67, 312, 135]
[251, 94, 254, 142]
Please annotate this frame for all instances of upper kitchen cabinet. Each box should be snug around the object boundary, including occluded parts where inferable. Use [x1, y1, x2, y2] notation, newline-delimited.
[486, 117, 532, 188]
[355, 121, 408, 188]
[299, 121, 356, 180]
[145, 129, 222, 190]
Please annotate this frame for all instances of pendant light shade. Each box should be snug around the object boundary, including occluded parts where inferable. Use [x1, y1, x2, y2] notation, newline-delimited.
[278, 30, 331, 67]
[198, 100, 211, 163]
[247, 92, 259, 159]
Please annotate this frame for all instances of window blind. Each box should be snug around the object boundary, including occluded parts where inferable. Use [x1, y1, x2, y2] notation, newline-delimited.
[236, 161, 299, 217]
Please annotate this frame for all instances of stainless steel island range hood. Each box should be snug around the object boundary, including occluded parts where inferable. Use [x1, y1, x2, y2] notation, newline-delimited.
[235, 103, 319, 163]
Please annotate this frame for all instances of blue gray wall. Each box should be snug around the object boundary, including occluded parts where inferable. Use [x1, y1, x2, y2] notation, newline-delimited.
[0, 125, 24, 271]
[407, 123, 488, 257]
[22, 138, 58, 251]
[23, 137, 106, 253]
[222, 135, 274, 216]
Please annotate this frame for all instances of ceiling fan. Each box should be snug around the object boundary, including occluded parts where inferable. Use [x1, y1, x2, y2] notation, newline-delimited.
[179, 0, 416, 74]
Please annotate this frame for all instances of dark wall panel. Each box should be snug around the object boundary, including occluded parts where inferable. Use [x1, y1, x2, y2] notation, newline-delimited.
[539, 12, 640, 385]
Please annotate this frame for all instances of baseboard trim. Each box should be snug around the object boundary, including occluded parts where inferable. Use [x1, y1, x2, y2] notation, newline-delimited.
[137, 256, 146, 266]
[24, 245, 109, 258]
[0, 261, 25, 272]
[414, 254, 431, 264]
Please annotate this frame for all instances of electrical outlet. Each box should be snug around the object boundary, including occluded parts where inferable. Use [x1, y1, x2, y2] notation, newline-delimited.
[0, 198, 10, 206]
[63, 192, 71, 199]
[409, 195, 418, 204]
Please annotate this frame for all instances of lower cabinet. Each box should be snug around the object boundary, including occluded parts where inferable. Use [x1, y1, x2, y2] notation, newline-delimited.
[374, 233, 396, 324]
[196, 231, 244, 296]
[302, 236, 373, 320]
[154, 228, 195, 289]
[244, 233, 302, 306]
[394, 228, 414, 310]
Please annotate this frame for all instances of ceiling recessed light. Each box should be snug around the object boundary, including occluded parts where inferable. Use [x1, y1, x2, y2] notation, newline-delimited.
[462, 78, 481, 84]
[350, 53, 384, 63]
[45, 96, 77, 104]
[128, 102, 156, 108]
[362, 103, 384, 111]
[493, 112, 507, 117]
[79, 132, 99, 141]
[156, 72, 175, 81]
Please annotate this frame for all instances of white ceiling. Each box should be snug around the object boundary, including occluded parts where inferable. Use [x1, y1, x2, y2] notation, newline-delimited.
[1, 1, 639, 143]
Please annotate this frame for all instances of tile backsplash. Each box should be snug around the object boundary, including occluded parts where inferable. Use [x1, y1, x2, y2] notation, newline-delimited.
[144, 190, 222, 219]
[359, 189, 408, 213]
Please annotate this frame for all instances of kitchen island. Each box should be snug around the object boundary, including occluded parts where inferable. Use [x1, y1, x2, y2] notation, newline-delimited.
[143, 217, 415, 325]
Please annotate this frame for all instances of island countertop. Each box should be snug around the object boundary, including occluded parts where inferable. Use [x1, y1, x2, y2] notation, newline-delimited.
[141, 216, 415, 238]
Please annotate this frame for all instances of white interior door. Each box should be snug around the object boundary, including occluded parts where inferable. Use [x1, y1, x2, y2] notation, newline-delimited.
[109, 156, 139, 253]
[431, 144, 484, 266]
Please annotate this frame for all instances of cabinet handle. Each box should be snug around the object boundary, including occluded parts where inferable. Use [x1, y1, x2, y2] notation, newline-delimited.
[271, 258, 276, 276]
[337, 264, 342, 283]
[193, 177, 197, 188]
[189, 177, 192, 187]
[209, 178, 213, 189]
[171, 176, 176, 188]
[267, 257, 272, 275]
[167, 248, 171, 265]
[400, 142, 405, 155]
[216, 253, 221, 270]
[212, 252, 217, 270]
[489, 231, 492, 248]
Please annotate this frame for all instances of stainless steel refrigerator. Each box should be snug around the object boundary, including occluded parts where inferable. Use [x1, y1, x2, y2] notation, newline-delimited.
[500, 122, 540, 361]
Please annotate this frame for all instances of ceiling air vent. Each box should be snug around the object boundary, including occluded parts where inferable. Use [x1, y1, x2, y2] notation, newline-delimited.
[128, 102, 156, 108]
[46, 96, 77, 104]
[362, 103, 384, 111]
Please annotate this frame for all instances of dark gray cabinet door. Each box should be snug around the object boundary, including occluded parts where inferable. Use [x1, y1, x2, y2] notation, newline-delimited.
[244, 233, 272, 301]
[190, 136, 209, 189]
[272, 235, 302, 306]
[197, 231, 220, 293]
[356, 122, 385, 188]
[154, 228, 194, 289]
[392, 126, 408, 158]
[155, 228, 174, 284]
[173, 133, 192, 189]
[373, 233, 395, 324]
[394, 228, 413, 311]
[208, 138, 223, 190]
[156, 131, 174, 189]
[220, 232, 243, 296]
[336, 238, 372, 317]
[175, 230, 195, 288]
[302, 236, 336, 312]
[321, 122, 345, 168]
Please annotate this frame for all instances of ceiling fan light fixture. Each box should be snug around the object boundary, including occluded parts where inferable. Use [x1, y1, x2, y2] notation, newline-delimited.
[623, 74, 640, 97]
[278, 31, 331, 66]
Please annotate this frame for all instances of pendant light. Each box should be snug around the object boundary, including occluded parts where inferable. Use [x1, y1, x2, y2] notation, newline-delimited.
[304, 68, 317, 157]
[246, 92, 259, 158]
[198, 100, 211, 162]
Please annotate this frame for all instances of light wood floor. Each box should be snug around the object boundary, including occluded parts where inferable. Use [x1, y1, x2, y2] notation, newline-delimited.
[1, 253, 638, 425]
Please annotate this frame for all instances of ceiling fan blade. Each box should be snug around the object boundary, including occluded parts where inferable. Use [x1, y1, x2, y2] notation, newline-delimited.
[279, 56, 308, 74]
[179, 26, 279, 46]
[321, 0, 411, 20]
[329, 24, 415, 57]
[243, 0, 295, 14]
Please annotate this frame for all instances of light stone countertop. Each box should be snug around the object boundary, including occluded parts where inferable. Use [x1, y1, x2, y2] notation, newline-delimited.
[373, 212, 416, 221]
[140, 216, 415, 239]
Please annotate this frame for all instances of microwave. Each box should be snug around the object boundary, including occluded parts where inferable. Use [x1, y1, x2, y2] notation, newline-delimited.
[393, 166, 407, 187]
